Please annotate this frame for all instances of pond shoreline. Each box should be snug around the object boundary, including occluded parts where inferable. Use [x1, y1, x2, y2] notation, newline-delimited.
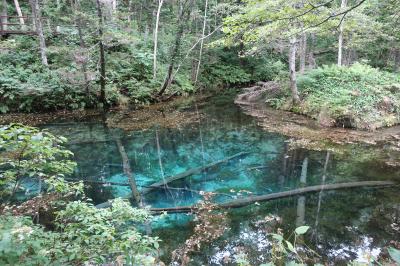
[235, 85, 400, 145]
[0, 94, 212, 129]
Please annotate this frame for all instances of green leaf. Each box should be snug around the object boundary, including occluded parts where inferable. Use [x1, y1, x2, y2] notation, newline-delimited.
[285, 240, 295, 253]
[295, 226, 310, 235]
[285, 261, 305, 266]
[271, 234, 283, 242]
[388, 247, 400, 264]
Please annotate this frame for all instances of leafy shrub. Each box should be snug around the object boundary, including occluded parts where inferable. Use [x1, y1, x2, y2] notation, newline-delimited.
[201, 64, 251, 88]
[199, 46, 287, 89]
[0, 125, 160, 265]
[0, 62, 92, 113]
[0, 124, 76, 197]
[0, 199, 159, 265]
[294, 63, 400, 129]
[249, 59, 287, 82]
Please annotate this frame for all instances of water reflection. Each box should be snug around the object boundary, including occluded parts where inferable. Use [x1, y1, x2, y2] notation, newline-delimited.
[41, 99, 400, 264]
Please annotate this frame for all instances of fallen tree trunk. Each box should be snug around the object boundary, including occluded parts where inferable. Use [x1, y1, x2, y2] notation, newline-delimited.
[141, 151, 249, 194]
[95, 152, 249, 208]
[65, 178, 131, 186]
[149, 181, 396, 214]
[115, 138, 141, 204]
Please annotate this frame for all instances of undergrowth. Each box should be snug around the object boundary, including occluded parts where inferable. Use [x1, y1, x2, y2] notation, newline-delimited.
[273, 63, 400, 130]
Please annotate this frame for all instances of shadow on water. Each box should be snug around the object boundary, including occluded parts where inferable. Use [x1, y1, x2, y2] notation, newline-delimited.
[40, 95, 400, 265]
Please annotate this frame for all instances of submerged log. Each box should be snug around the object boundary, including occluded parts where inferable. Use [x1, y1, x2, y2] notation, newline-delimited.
[95, 152, 249, 208]
[65, 178, 131, 186]
[115, 138, 142, 204]
[141, 151, 249, 194]
[149, 181, 396, 214]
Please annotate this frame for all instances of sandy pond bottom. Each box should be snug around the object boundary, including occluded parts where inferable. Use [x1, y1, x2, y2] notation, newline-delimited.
[37, 96, 400, 265]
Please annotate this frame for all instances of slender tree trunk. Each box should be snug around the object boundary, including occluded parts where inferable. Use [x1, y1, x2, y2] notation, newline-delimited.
[29, 0, 48, 66]
[191, 59, 197, 82]
[194, 0, 208, 85]
[308, 33, 316, 69]
[158, 0, 194, 97]
[1, 0, 7, 31]
[394, 49, 400, 72]
[153, 0, 163, 79]
[73, 0, 90, 99]
[77, 24, 90, 97]
[338, 0, 347, 66]
[13, 0, 25, 28]
[299, 33, 307, 74]
[96, 0, 107, 110]
[289, 37, 300, 104]
[127, 0, 132, 22]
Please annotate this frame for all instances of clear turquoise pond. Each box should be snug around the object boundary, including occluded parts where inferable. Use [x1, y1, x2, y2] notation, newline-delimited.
[41, 96, 400, 265]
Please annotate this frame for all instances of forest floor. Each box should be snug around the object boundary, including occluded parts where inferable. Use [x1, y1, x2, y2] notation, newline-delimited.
[0, 94, 210, 130]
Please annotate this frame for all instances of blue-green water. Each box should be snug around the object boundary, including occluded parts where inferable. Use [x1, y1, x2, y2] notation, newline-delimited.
[42, 97, 400, 265]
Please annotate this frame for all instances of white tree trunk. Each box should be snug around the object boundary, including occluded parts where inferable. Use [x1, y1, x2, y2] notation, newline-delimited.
[153, 0, 163, 79]
[299, 33, 307, 74]
[1, 0, 7, 31]
[289, 37, 300, 104]
[338, 0, 347, 66]
[13, 0, 25, 27]
[194, 0, 208, 84]
[30, 0, 48, 66]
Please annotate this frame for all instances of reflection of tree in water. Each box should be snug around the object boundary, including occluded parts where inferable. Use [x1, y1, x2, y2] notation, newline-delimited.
[183, 149, 399, 265]
[41, 101, 400, 264]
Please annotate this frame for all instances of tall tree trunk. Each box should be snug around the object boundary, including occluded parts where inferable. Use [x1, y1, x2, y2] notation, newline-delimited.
[127, 0, 132, 22]
[29, 0, 48, 66]
[299, 33, 307, 74]
[338, 0, 347, 66]
[308, 33, 316, 69]
[1, 0, 7, 32]
[394, 48, 400, 72]
[153, 0, 163, 79]
[73, 0, 90, 99]
[289, 37, 300, 104]
[13, 0, 25, 28]
[194, 0, 208, 85]
[77, 26, 90, 97]
[158, 0, 194, 96]
[96, 0, 107, 110]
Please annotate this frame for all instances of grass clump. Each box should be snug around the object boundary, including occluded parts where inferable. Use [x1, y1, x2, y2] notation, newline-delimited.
[279, 63, 400, 130]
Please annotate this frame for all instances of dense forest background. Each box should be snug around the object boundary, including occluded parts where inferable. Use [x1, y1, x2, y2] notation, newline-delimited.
[0, 0, 399, 114]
